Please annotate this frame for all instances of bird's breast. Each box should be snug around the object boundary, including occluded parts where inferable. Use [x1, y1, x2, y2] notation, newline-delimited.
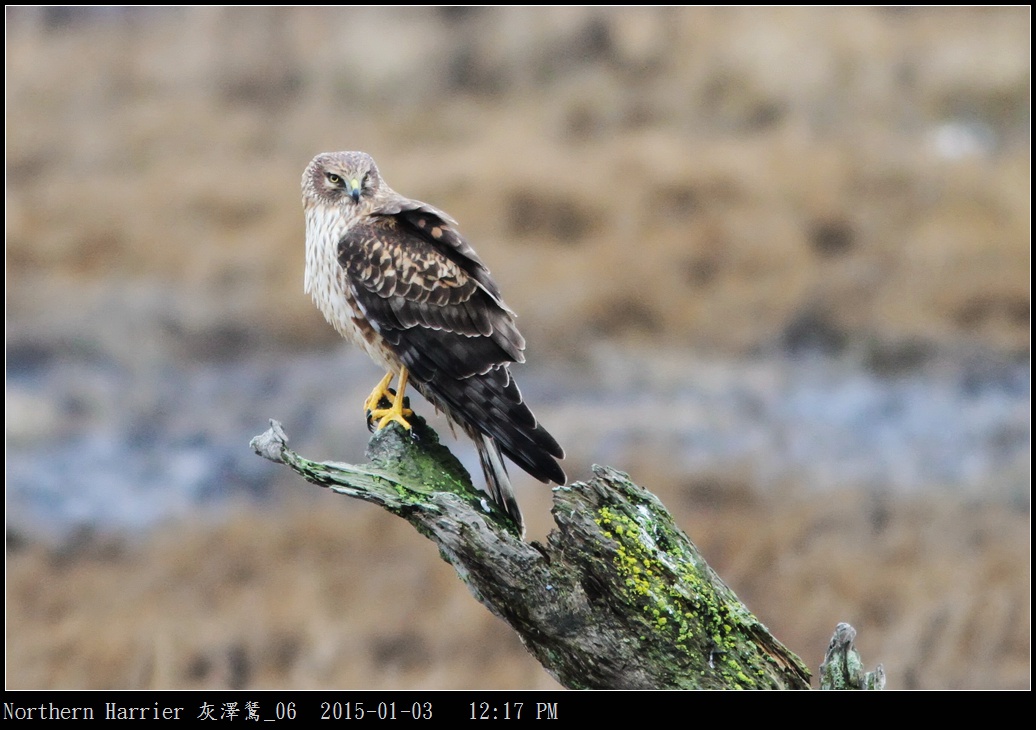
[304, 206, 400, 374]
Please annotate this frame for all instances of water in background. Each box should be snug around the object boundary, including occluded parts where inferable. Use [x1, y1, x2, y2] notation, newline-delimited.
[6, 339, 1029, 541]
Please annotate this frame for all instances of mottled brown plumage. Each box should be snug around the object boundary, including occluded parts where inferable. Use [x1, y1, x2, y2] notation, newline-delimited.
[302, 151, 565, 532]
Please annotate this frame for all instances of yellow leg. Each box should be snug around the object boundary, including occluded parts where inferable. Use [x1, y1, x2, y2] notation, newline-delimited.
[367, 367, 414, 431]
[363, 371, 395, 415]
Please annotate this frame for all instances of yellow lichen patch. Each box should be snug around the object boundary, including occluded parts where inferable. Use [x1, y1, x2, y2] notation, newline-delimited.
[597, 505, 696, 651]
[595, 502, 768, 688]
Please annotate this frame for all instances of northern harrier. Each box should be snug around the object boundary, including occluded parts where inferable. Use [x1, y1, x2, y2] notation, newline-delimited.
[302, 151, 565, 532]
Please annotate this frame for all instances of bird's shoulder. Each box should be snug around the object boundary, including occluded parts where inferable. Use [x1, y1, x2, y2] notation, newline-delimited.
[336, 193, 527, 363]
[341, 192, 507, 306]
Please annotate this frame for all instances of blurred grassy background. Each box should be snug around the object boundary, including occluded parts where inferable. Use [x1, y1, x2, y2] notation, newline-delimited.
[6, 7, 1030, 689]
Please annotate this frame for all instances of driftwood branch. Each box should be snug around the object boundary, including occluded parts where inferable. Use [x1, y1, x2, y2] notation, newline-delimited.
[252, 416, 877, 690]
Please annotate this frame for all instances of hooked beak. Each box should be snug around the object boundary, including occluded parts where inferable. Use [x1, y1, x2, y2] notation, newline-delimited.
[347, 178, 362, 203]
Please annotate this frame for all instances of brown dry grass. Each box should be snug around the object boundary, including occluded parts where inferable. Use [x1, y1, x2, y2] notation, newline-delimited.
[6, 487, 1028, 690]
[6, 7, 1029, 355]
[5, 7, 1030, 690]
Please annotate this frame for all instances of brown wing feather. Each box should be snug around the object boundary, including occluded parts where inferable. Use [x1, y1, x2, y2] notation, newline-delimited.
[338, 214, 565, 487]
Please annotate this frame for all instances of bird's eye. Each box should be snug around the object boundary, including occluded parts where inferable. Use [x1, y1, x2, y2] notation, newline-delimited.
[362, 172, 371, 188]
[326, 173, 342, 185]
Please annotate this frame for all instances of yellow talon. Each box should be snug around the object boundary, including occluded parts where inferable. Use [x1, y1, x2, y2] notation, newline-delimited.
[366, 368, 413, 431]
[363, 371, 395, 415]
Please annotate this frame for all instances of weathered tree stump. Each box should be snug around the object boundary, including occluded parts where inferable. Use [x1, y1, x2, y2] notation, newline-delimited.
[252, 416, 880, 689]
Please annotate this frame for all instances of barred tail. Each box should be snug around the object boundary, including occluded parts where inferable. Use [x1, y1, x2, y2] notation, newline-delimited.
[476, 433, 524, 537]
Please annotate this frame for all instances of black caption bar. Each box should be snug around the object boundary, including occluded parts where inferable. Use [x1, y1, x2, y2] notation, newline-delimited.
[3, 691, 635, 723]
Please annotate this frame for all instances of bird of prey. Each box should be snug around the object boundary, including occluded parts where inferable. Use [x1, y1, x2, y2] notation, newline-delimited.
[302, 151, 565, 532]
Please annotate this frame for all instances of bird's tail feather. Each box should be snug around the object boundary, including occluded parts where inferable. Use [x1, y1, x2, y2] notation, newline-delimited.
[477, 434, 525, 537]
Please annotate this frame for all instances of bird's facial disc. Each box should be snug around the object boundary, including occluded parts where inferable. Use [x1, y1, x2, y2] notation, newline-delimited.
[322, 167, 370, 204]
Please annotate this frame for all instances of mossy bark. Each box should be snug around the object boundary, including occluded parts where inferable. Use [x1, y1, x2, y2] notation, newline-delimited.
[818, 622, 886, 690]
[252, 417, 875, 689]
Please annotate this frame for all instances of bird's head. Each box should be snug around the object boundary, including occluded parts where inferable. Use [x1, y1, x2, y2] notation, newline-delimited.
[302, 151, 384, 210]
